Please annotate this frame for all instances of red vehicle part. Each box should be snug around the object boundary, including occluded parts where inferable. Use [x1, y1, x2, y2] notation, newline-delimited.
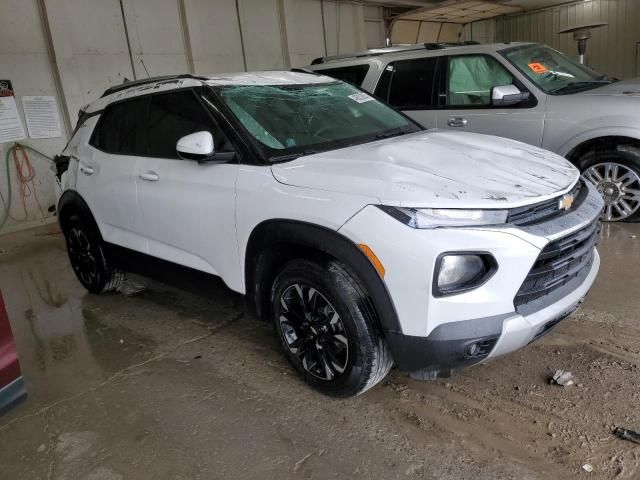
[0, 290, 26, 415]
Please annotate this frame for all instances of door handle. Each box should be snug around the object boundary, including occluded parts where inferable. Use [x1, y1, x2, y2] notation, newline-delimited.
[79, 165, 95, 175]
[139, 171, 159, 182]
[447, 117, 468, 128]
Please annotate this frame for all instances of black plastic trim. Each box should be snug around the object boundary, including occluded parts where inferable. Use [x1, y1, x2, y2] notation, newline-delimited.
[244, 219, 402, 335]
[386, 312, 509, 372]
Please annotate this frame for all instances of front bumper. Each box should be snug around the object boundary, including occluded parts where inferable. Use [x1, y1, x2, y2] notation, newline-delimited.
[488, 248, 598, 360]
[339, 181, 604, 375]
[385, 250, 598, 376]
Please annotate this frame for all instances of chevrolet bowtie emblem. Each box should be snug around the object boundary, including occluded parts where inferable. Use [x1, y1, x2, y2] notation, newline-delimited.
[559, 193, 574, 211]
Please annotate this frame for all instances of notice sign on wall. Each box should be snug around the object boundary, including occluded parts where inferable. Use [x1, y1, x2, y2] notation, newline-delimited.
[22, 95, 62, 139]
[0, 80, 27, 144]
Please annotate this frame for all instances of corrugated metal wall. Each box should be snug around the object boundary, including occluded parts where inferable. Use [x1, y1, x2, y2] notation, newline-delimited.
[495, 0, 640, 80]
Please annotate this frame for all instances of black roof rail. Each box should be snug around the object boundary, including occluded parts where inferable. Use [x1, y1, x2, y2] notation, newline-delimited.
[100, 74, 208, 98]
[290, 67, 322, 75]
[310, 41, 482, 65]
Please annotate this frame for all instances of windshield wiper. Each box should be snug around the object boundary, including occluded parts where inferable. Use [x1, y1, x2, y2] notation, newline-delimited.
[550, 80, 610, 94]
[374, 128, 413, 141]
[270, 149, 322, 163]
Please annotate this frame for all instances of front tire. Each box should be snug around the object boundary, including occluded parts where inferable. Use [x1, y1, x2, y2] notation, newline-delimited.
[62, 214, 124, 293]
[580, 145, 640, 222]
[271, 259, 393, 397]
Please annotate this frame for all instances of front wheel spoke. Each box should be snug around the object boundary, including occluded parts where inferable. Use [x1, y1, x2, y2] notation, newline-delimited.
[583, 170, 601, 184]
[324, 345, 346, 373]
[618, 171, 638, 187]
[317, 348, 335, 380]
[294, 284, 308, 311]
[280, 309, 304, 328]
[308, 287, 320, 313]
[604, 204, 614, 221]
[622, 188, 640, 200]
[333, 334, 348, 346]
[617, 200, 633, 215]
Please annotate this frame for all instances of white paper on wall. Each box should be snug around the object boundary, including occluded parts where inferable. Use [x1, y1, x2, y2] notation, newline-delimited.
[0, 80, 26, 144]
[21, 95, 62, 139]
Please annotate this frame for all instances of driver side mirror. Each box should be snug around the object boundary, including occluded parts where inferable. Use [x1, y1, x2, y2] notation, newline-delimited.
[176, 131, 234, 164]
[491, 84, 530, 107]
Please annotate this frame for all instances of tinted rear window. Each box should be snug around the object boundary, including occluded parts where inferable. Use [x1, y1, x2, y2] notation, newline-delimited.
[90, 98, 147, 155]
[374, 57, 439, 109]
[316, 64, 370, 86]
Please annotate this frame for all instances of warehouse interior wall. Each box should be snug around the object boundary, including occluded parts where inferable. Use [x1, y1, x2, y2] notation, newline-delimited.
[0, 0, 374, 234]
[464, 0, 640, 81]
[391, 20, 463, 45]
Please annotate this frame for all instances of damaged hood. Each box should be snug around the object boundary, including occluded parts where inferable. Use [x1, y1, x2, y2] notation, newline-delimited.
[271, 131, 579, 209]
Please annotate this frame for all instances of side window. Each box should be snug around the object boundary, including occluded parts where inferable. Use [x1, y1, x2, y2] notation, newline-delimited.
[374, 57, 438, 110]
[447, 55, 514, 106]
[90, 98, 147, 155]
[147, 90, 218, 159]
[317, 65, 370, 86]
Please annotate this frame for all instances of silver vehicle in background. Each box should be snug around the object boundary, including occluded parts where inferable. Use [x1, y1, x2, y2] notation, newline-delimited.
[308, 42, 640, 222]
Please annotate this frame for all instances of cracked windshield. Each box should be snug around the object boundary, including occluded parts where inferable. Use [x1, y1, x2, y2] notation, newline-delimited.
[218, 82, 419, 161]
[501, 44, 615, 95]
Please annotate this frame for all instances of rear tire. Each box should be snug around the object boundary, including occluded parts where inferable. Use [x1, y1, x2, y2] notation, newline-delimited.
[62, 214, 124, 293]
[271, 259, 393, 397]
[579, 145, 640, 222]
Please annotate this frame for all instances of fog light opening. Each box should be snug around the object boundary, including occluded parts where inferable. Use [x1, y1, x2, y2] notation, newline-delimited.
[433, 252, 497, 297]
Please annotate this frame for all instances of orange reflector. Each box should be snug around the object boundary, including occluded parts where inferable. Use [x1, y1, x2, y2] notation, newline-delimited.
[358, 244, 385, 278]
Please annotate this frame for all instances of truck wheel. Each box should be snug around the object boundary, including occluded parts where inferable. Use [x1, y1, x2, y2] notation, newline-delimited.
[62, 214, 124, 293]
[271, 259, 393, 397]
[580, 145, 640, 222]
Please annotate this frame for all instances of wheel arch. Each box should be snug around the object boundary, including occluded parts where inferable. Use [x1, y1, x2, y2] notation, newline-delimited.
[564, 134, 640, 167]
[244, 219, 402, 335]
[57, 190, 102, 240]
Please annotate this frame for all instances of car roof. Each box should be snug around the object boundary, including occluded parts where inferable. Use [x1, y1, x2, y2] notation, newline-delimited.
[309, 42, 537, 67]
[86, 71, 333, 114]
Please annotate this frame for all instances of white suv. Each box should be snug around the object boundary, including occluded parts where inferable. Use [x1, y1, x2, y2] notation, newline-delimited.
[56, 72, 603, 397]
[308, 42, 640, 222]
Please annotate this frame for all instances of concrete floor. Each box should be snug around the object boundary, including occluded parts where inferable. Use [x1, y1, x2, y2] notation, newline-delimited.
[0, 222, 639, 479]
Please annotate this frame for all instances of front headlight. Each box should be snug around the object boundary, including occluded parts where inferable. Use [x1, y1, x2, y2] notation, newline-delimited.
[377, 206, 508, 229]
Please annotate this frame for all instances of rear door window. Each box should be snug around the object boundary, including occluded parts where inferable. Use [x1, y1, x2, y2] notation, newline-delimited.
[316, 64, 370, 86]
[90, 98, 148, 155]
[374, 57, 439, 109]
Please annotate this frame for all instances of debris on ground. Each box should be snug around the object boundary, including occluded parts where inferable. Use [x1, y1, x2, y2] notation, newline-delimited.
[550, 369, 575, 386]
[614, 427, 640, 445]
[293, 453, 313, 473]
[582, 463, 594, 473]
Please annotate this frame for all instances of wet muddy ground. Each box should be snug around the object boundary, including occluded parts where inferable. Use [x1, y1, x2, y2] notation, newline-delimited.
[1, 222, 639, 479]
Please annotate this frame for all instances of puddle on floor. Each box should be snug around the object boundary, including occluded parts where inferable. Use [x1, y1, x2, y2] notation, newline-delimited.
[0, 234, 155, 414]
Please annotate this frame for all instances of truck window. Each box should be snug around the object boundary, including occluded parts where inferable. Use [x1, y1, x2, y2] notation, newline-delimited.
[374, 57, 438, 110]
[447, 55, 513, 106]
[317, 65, 370, 86]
